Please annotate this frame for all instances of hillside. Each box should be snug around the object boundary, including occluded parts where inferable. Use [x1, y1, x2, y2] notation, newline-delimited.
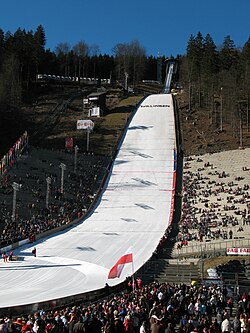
[1, 85, 249, 158]
[0, 85, 142, 156]
[176, 91, 250, 155]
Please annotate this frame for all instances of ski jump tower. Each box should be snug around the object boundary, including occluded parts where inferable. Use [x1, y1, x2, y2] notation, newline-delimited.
[163, 60, 176, 94]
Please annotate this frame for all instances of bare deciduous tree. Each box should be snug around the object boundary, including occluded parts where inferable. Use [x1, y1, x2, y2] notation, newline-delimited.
[55, 42, 71, 76]
[73, 41, 89, 80]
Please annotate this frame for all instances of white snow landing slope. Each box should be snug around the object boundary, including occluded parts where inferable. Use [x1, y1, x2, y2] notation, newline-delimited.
[0, 93, 177, 307]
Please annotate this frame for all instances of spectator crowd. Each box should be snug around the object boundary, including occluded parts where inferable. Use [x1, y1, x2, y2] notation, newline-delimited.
[0, 148, 110, 249]
[0, 279, 250, 333]
[177, 151, 250, 247]
[0, 147, 250, 333]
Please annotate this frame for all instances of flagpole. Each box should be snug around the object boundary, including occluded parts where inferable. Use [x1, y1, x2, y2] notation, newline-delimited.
[130, 247, 135, 292]
[132, 260, 135, 293]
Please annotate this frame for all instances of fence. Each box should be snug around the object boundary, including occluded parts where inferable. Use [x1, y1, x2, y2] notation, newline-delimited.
[171, 237, 250, 258]
[0, 131, 29, 177]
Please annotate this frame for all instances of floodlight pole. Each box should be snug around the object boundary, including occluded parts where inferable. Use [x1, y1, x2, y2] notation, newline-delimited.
[74, 145, 79, 173]
[46, 177, 52, 209]
[12, 182, 21, 222]
[86, 127, 90, 152]
[60, 163, 66, 194]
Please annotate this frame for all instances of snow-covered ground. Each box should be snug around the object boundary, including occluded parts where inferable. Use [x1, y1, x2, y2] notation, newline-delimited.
[0, 94, 176, 308]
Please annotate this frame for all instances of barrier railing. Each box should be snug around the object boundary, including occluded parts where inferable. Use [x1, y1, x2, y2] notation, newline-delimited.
[0, 131, 29, 176]
[171, 237, 250, 258]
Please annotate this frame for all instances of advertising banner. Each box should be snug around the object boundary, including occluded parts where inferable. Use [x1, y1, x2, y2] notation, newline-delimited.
[227, 248, 250, 255]
[91, 107, 100, 117]
[77, 120, 94, 130]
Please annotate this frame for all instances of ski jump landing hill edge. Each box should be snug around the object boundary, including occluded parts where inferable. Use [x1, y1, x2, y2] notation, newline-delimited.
[0, 93, 177, 312]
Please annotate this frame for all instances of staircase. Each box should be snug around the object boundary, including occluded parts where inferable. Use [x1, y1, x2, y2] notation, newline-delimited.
[137, 256, 201, 285]
[217, 259, 250, 293]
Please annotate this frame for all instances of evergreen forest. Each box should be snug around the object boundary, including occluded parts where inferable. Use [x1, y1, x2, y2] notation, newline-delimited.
[0, 25, 250, 140]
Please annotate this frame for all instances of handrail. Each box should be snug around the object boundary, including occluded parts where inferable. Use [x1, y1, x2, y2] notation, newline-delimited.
[171, 237, 250, 258]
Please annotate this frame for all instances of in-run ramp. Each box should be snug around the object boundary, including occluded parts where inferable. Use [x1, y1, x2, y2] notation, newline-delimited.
[0, 93, 177, 308]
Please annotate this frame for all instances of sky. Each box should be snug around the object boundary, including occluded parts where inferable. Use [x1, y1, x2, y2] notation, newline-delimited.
[0, 0, 250, 57]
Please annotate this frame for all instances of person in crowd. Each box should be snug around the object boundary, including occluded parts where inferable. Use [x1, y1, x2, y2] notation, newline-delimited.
[32, 247, 37, 257]
[140, 320, 149, 333]
[3, 251, 8, 263]
[9, 250, 13, 261]
[221, 315, 231, 333]
[73, 316, 86, 333]
[150, 315, 161, 333]
[232, 316, 241, 333]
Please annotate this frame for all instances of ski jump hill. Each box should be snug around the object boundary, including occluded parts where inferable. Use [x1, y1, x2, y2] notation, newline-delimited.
[0, 93, 177, 314]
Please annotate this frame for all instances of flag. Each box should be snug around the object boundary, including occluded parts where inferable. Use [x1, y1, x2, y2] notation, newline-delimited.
[65, 137, 73, 150]
[108, 253, 133, 279]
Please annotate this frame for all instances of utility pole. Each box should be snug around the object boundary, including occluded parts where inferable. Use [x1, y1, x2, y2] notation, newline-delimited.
[12, 182, 21, 222]
[247, 94, 249, 132]
[188, 80, 192, 112]
[220, 87, 223, 131]
[60, 163, 66, 194]
[211, 94, 214, 125]
[239, 106, 243, 148]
